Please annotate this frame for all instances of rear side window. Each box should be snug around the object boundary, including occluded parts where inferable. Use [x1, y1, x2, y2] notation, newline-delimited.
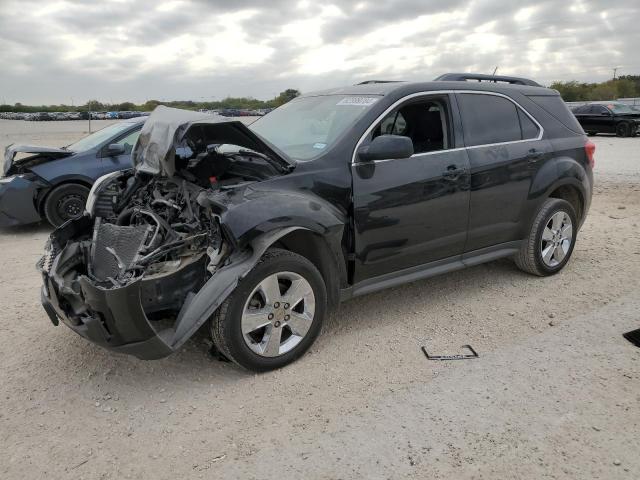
[457, 94, 522, 146]
[526, 95, 583, 133]
[518, 109, 540, 140]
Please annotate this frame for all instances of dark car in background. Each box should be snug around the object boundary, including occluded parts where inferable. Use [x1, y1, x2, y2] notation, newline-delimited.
[40, 73, 594, 371]
[1, 117, 144, 227]
[571, 102, 640, 137]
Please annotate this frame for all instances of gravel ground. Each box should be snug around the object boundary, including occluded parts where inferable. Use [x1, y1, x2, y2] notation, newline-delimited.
[0, 121, 639, 479]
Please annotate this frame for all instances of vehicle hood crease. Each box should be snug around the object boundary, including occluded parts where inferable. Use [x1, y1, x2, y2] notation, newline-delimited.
[4, 144, 72, 176]
[131, 106, 294, 177]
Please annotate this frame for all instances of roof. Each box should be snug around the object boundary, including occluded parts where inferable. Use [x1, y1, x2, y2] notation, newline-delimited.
[302, 79, 555, 99]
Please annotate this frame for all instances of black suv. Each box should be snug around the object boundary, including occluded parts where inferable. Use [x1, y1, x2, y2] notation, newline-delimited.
[39, 73, 594, 371]
[571, 102, 640, 137]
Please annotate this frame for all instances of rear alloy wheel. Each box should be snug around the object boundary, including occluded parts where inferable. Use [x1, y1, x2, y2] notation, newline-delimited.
[515, 198, 578, 276]
[43, 183, 90, 227]
[210, 249, 327, 371]
[616, 122, 630, 137]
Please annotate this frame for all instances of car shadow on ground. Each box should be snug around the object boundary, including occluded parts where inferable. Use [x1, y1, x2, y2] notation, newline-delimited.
[0, 221, 51, 236]
[46, 256, 526, 390]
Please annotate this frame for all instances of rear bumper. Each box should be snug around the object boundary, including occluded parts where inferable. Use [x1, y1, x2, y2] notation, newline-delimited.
[0, 175, 45, 227]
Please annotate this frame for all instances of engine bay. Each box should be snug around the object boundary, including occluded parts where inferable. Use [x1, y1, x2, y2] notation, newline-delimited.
[87, 145, 279, 289]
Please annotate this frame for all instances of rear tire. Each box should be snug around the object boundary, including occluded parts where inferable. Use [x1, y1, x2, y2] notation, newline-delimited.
[43, 183, 90, 228]
[616, 122, 630, 137]
[210, 248, 327, 372]
[515, 198, 577, 276]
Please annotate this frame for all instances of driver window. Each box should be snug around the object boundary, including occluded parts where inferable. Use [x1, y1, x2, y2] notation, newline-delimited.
[111, 129, 141, 155]
[372, 97, 451, 154]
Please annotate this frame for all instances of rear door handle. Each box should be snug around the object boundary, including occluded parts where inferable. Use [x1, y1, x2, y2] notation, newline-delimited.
[526, 149, 544, 162]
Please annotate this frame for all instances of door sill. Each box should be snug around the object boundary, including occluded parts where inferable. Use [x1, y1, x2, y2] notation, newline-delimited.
[341, 241, 521, 301]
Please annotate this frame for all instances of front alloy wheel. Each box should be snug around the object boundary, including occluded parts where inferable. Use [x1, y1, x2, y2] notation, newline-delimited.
[210, 248, 327, 372]
[241, 271, 316, 357]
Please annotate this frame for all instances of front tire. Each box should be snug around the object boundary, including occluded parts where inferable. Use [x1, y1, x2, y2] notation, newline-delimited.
[515, 198, 578, 276]
[210, 248, 327, 372]
[43, 183, 90, 227]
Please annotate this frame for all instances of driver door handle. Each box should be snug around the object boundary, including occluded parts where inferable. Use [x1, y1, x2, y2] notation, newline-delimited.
[442, 165, 464, 180]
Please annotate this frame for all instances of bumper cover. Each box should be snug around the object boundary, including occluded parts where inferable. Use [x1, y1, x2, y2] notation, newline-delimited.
[40, 215, 304, 360]
[41, 274, 175, 359]
[0, 175, 45, 227]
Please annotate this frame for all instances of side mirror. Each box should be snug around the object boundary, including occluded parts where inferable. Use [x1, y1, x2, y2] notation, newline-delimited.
[105, 143, 125, 156]
[357, 135, 414, 162]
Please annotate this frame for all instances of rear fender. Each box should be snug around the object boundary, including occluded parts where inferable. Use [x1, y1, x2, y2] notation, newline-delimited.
[528, 155, 591, 228]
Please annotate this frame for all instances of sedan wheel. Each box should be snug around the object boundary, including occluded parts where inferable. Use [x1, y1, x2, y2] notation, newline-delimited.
[616, 122, 630, 137]
[43, 183, 90, 228]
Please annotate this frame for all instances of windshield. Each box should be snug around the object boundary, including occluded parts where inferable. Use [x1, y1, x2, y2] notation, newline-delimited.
[249, 95, 381, 161]
[606, 103, 635, 114]
[67, 122, 139, 152]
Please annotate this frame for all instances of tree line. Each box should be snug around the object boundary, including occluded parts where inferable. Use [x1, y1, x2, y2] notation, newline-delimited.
[549, 76, 640, 102]
[0, 89, 301, 113]
[3, 76, 640, 113]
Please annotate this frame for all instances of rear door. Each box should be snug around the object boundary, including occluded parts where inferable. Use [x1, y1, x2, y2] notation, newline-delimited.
[351, 93, 471, 282]
[455, 92, 552, 252]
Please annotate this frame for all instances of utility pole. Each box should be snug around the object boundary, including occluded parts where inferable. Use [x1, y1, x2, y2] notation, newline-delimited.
[613, 67, 619, 80]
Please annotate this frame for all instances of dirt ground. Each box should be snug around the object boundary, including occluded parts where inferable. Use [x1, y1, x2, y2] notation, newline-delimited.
[0, 120, 639, 479]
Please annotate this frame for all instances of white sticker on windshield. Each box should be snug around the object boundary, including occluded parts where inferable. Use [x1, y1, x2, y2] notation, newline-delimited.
[313, 143, 327, 149]
[337, 97, 379, 106]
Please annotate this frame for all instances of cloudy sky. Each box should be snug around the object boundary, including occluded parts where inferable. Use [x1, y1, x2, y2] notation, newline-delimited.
[1, 0, 639, 105]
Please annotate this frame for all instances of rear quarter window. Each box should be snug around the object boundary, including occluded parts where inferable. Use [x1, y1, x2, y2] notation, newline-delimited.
[457, 94, 522, 146]
[527, 95, 584, 134]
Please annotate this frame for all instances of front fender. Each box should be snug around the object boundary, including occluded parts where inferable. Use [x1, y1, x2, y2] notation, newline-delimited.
[206, 188, 346, 246]
[169, 226, 305, 349]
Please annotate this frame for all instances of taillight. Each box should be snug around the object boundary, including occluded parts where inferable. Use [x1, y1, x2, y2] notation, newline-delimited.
[585, 139, 595, 169]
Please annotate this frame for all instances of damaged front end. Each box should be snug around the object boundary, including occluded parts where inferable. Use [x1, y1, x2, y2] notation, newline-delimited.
[39, 106, 296, 359]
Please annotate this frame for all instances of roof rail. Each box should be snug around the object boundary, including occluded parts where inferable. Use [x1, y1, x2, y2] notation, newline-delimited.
[357, 80, 403, 85]
[434, 73, 541, 87]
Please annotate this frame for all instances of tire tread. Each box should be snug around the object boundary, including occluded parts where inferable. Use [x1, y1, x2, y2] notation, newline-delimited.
[515, 198, 576, 276]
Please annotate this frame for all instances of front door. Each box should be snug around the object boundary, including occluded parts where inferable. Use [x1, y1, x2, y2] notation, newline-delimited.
[99, 127, 141, 175]
[351, 94, 470, 283]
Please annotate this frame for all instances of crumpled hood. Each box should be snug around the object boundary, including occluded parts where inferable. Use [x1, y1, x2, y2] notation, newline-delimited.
[131, 106, 294, 177]
[3, 144, 72, 176]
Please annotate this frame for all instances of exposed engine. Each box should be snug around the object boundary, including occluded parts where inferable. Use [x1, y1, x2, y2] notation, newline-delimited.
[89, 176, 223, 287]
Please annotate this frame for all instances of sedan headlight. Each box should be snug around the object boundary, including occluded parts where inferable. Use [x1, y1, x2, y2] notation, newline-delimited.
[0, 173, 31, 184]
